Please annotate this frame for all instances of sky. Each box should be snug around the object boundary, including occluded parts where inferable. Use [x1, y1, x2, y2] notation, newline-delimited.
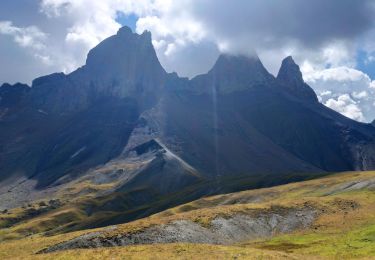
[1, 0, 375, 122]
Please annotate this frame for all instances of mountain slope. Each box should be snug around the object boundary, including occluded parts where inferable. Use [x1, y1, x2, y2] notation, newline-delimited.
[0, 27, 166, 187]
[1, 26, 375, 232]
[156, 54, 375, 176]
[1, 171, 374, 259]
[41, 170, 375, 258]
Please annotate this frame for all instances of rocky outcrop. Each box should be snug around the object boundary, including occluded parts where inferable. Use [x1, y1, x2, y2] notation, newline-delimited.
[30, 26, 167, 114]
[191, 54, 274, 94]
[277, 56, 318, 102]
[0, 82, 30, 108]
[84, 27, 166, 97]
[40, 206, 317, 253]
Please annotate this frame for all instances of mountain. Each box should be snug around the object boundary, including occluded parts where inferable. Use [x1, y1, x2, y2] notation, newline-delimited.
[277, 56, 318, 102]
[30, 26, 166, 114]
[1, 26, 375, 231]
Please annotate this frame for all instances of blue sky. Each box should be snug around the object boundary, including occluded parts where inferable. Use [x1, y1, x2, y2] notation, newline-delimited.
[0, 0, 375, 122]
[357, 50, 375, 79]
[115, 12, 138, 32]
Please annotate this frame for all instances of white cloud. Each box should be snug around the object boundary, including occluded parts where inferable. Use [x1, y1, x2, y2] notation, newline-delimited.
[37, 0, 219, 77]
[304, 67, 375, 122]
[0, 21, 47, 51]
[34, 0, 375, 78]
[325, 94, 365, 122]
[352, 91, 368, 99]
[0, 20, 58, 69]
[304, 67, 373, 87]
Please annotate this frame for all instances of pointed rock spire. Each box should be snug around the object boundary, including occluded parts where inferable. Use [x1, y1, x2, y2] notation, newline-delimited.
[277, 56, 318, 102]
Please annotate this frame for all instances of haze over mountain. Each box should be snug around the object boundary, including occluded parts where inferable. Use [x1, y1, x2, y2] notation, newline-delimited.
[1, 27, 375, 228]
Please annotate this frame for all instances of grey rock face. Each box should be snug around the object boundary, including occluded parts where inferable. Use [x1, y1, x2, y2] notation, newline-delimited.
[0, 82, 30, 108]
[83, 27, 166, 100]
[277, 56, 318, 102]
[40, 207, 317, 253]
[30, 26, 166, 114]
[191, 54, 274, 94]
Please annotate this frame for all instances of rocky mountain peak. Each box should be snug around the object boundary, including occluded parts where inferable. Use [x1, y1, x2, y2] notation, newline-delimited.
[211, 54, 267, 74]
[116, 25, 133, 36]
[277, 56, 303, 84]
[83, 26, 166, 105]
[82, 25, 166, 99]
[277, 56, 318, 102]
[30, 26, 166, 113]
[0, 82, 30, 108]
[201, 53, 274, 93]
[85, 26, 163, 76]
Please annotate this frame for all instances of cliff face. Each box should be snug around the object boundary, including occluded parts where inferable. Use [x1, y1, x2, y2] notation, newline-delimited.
[190, 54, 275, 94]
[0, 82, 30, 108]
[277, 56, 318, 102]
[29, 27, 166, 114]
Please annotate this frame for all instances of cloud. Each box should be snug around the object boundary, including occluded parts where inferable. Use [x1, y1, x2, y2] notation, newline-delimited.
[304, 67, 375, 122]
[189, 0, 374, 49]
[133, 0, 375, 75]
[0, 21, 47, 52]
[1, 0, 375, 123]
[39, 0, 374, 77]
[325, 94, 365, 122]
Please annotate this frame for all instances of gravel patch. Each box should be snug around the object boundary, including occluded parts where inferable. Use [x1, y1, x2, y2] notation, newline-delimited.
[40, 207, 316, 253]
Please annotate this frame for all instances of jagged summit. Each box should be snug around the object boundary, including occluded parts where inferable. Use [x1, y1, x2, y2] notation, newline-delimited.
[0, 82, 30, 89]
[277, 56, 318, 102]
[211, 54, 268, 74]
[116, 26, 151, 39]
[0, 82, 30, 108]
[29, 26, 166, 113]
[117, 25, 133, 35]
[192, 53, 274, 93]
[277, 56, 303, 83]
[85, 26, 163, 76]
[82, 25, 166, 99]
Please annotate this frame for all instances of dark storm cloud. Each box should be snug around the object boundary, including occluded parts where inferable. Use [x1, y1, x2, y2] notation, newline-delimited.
[1, 0, 375, 84]
[190, 0, 375, 50]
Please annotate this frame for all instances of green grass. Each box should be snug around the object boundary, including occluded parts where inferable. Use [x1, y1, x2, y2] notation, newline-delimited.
[1, 171, 375, 259]
[255, 223, 375, 258]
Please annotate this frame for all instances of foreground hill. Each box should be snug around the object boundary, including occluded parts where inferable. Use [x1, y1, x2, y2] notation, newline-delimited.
[0, 171, 374, 259]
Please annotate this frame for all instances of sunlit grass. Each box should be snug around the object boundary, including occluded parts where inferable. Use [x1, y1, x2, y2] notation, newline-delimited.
[0, 171, 375, 259]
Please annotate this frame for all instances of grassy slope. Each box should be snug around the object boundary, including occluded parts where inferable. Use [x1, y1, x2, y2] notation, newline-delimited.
[0, 171, 374, 259]
[0, 170, 324, 240]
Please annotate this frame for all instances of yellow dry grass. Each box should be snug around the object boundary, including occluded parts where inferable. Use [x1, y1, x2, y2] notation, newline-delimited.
[1, 171, 375, 259]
